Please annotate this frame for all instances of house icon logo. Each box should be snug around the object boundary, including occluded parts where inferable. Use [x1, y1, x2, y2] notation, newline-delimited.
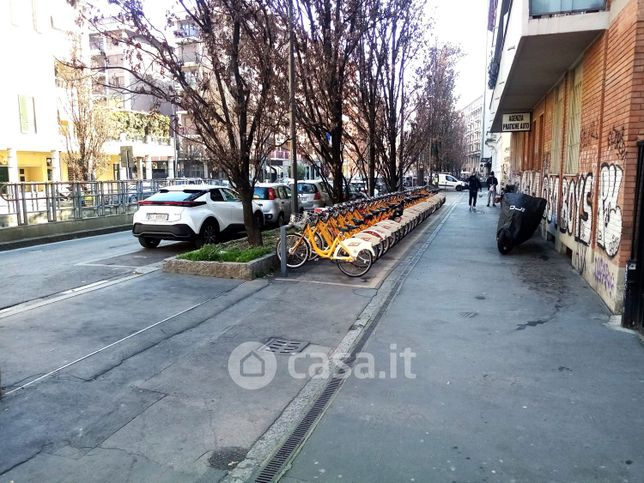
[228, 342, 277, 390]
[240, 351, 266, 377]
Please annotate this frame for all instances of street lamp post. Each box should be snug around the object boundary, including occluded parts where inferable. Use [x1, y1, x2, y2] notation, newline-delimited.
[288, 0, 298, 215]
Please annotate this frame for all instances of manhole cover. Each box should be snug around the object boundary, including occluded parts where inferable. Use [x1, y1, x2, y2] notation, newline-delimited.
[261, 337, 309, 354]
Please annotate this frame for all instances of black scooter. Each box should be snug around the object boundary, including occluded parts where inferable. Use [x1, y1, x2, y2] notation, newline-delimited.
[496, 191, 547, 254]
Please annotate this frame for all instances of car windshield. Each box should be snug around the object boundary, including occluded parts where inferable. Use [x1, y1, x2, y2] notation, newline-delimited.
[145, 189, 205, 202]
[297, 183, 317, 194]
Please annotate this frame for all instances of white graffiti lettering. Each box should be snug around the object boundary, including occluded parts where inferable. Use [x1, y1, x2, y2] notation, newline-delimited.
[596, 163, 623, 258]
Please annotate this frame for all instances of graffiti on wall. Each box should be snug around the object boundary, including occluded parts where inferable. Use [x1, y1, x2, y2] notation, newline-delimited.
[607, 126, 627, 162]
[596, 162, 624, 258]
[559, 172, 593, 245]
[580, 120, 599, 149]
[574, 244, 588, 276]
[593, 256, 616, 294]
[541, 175, 559, 227]
[520, 171, 542, 197]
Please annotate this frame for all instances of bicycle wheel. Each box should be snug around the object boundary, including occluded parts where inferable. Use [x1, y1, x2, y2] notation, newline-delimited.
[336, 248, 373, 277]
[308, 232, 326, 261]
[276, 234, 310, 268]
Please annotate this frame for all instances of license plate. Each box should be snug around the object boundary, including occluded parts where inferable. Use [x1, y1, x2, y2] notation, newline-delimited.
[147, 213, 168, 222]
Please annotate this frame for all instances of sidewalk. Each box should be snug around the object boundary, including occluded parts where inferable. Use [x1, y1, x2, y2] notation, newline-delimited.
[282, 196, 644, 482]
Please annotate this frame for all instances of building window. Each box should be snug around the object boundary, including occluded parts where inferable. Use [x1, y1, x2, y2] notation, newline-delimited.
[18, 95, 37, 134]
[565, 65, 583, 174]
[550, 83, 565, 174]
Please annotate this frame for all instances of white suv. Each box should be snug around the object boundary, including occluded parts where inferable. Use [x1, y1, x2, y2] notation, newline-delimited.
[132, 184, 263, 248]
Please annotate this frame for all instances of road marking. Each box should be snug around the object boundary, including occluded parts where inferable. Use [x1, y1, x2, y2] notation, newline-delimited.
[3, 279, 269, 396]
[3, 299, 210, 396]
[0, 265, 161, 320]
[275, 278, 374, 289]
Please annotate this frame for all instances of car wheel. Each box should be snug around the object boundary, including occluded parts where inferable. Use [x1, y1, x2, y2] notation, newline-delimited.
[254, 211, 264, 229]
[138, 236, 160, 249]
[276, 212, 285, 226]
[455, 185, 463, 192]
[195, 219, 219, 247]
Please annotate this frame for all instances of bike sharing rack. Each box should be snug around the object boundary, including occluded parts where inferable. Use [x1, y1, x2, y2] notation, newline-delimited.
[277, 187, 446, 279]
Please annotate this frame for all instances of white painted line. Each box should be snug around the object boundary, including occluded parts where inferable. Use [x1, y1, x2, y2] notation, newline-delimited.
[4, 299, 210, 396]
[3, 279, 270, 396]
[275, 278, 374, 289]
[0, 272, 147, 320]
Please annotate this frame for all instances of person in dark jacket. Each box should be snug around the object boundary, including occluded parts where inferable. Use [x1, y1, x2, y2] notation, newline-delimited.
[486, 171, 499, 207]
[468, 172, 481, 211]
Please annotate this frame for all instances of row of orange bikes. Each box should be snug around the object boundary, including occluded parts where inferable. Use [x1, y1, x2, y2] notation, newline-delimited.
[276, 187, 446, 277]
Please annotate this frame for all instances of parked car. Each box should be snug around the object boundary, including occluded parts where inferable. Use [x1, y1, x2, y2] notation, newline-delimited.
[436, 173, 469, 191]
[132, 184, 263, 248]
[297, 180, 332, 210]
[253, 182, 292, 226]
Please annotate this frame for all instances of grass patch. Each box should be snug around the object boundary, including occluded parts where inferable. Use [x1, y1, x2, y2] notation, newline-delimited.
[179, 244, 272, 263]
[178, 228, 281, 263]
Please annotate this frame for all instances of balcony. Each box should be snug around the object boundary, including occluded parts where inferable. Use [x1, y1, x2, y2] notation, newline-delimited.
[530, 0, 606, 17]
[490, 0, 609, 131]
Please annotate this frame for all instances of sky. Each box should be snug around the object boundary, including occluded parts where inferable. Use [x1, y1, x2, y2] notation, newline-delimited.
[428, 0, 489, 110]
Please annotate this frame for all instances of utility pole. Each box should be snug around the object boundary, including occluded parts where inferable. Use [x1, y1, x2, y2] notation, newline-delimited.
[288, 0, 298, 215]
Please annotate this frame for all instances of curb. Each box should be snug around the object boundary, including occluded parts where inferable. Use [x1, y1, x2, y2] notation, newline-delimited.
[163, 253, 279, 280]
[223, 197, 457, 482]
[0, 224, 132, 251]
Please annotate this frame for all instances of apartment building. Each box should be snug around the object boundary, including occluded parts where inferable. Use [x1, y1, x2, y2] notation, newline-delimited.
[88, 19, 176, 181]
[0, 0, 80, 183]
[487, 0, 644, 329]
[462, 96, 483, 175]
[0, 1, 175, 184]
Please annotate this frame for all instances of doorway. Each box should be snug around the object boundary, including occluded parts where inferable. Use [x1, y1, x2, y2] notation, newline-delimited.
[624, 141, 644, 331]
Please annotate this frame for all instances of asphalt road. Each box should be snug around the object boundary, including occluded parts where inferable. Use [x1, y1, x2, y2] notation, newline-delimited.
[0, 231, 193, 309]
[0, 195, 456, 481]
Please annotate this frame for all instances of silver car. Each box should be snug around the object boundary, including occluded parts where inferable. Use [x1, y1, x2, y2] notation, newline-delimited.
[253, 183, 292, 225]
[297, 180, 331, 210]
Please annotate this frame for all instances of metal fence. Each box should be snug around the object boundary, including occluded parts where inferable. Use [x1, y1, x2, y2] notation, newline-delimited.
[0, 178, 226, 228]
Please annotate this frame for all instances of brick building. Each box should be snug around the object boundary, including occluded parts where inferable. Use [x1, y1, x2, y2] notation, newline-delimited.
[487, 0, 644, 328]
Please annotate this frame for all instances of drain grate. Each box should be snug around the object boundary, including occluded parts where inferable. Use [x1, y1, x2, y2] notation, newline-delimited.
[261, 337, 309, 354]
[254, 376, 344, 483]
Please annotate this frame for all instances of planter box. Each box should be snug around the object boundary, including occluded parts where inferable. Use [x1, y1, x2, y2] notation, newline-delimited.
[163, 253, 278, 280]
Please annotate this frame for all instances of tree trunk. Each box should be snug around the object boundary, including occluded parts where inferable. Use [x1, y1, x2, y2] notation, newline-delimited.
[368, 115, 376, 196]
[239, 186, 263, 246]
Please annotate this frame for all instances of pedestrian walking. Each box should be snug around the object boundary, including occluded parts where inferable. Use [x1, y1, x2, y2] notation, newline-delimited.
[486, 171, 499, 207]
[467, 171, 481, 211]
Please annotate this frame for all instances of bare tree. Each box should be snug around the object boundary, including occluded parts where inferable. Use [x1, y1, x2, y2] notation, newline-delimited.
[351, 1, 387, 195]
[77, 0, 287, 245]
[57, 59, 113, 181]
[413, 43, 463, 176]
[377, 0, 424, 192]
[289, 0, 374, 202]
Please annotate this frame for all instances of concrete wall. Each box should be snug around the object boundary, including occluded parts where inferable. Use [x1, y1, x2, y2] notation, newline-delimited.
[0, 214, 133, 250]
